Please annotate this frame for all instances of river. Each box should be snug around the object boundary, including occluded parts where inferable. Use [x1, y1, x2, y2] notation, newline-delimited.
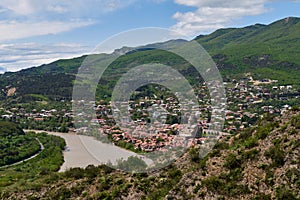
[25, 130, 152, 172]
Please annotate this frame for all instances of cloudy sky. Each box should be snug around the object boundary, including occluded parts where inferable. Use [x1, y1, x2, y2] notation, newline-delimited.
[0, 0, 299, 72]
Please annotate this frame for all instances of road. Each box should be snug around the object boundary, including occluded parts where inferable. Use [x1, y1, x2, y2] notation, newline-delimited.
[0, 137, 44, 169]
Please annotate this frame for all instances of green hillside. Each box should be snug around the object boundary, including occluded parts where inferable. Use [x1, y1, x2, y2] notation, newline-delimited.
[196, 17, 300, 83]
[196, 17, 300, 61]
[0, 121, 40, 167]
[0, 17, 300, 101]
[0, 121, 24, 137]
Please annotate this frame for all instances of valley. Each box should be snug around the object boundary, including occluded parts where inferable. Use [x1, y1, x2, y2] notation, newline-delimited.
[0, 17, 300, 199]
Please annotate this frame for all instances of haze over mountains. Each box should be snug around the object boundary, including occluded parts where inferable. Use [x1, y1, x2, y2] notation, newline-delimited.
[0, 17, 300, 101]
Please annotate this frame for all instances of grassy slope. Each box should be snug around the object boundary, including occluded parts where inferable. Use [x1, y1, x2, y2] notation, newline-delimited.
[196, 17, 300, 83]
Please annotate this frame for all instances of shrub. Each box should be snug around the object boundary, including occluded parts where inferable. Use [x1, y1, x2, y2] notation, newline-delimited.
[285, 168, 300, 184]
[276, 186, 297, 200]
[244, 137, 259, 149]
[264, 145, 285, 167]
[238, 128, 253, 141]
[264, 167, 274, 186]
[168, 168, 182, 179]
[65, 167, 85, 179]
[224, 153, 241, 169]
[213, 141, 230, 150]
[193, 184, 201, 194]
[202, 176, 223, 192]
[198, 156, 208, 170]
[242, 149, 259, 160]
[189, 148, 200, 162]
[253, 193, 271, 200]
[116, 156, 147, 172]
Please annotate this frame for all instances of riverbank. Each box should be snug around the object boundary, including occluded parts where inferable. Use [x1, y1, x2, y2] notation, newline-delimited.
[24, 130, 152, 172]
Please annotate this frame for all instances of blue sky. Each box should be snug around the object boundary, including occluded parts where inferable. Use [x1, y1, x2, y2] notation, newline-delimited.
[0, 0, 299, 72]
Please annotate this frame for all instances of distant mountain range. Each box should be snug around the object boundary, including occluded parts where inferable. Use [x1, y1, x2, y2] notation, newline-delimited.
[1, 17, 300, 101]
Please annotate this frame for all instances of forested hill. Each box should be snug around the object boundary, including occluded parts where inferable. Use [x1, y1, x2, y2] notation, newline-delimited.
[1, 17, 300, 101]
[0, 121, 24, 137]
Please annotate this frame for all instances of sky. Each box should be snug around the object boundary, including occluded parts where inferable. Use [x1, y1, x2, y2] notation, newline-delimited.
[0, 0, 299, 72]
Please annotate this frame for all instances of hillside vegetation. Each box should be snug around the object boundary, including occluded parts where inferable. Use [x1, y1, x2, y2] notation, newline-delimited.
[0, 17, 300, 101]
[196, 17, 300, 84]
[1, 109, 300, 199]
[0, 121, 42, 167]
[0, 132, 65, 193]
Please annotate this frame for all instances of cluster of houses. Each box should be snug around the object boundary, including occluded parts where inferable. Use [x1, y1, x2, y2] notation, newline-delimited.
[0, 107, 73, 132]
[223, 76, 298, 132]
[74, 81, 226, 152]
[1, 74, 298, 152]
[103, 123, 207, 152]
[1, 107, 72, 119]
[83, 97, 211, 152]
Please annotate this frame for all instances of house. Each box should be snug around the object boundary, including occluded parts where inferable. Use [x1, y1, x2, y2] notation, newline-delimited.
[287, 85, 293, 90]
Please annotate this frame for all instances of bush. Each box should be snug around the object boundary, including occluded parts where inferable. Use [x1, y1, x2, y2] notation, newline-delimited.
[198, 156, 208, 170]
[264, 145, 285, 167]
[285, 168, 300, 184]
[264, 167, 274, 186]
[244, 137, 259, 149]
[202, 176, 223, 192]
[238, 128, 253, 141]
[242, 149, 259, 160]
[290, 114, 300, 129]
[213, 141, 230, 150]
[276, 186, 297, 200]
[168, 168, 182, 179]
[224, 153, 241, 169]
[193, 184, 201, 193]
[253, 193, 271, 200]
[65, 168, 85, 179]
[189, 148, 200, 162]
[116, 156, 147, 172]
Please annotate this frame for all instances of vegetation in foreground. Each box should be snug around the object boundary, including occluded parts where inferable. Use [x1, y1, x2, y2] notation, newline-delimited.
[0, 121, 42, 167]
[1, 109, 299, 200]
[0, 129, 65, 194]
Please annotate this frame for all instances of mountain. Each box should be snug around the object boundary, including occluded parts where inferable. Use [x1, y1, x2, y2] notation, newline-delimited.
[2, 109, 300, 199]
[196, 17, 300, 56]
[196, 17, 300, 83]
[113, 39, 187, 55]
[0, 56, 86, 101]
[1, 17, 300, 101]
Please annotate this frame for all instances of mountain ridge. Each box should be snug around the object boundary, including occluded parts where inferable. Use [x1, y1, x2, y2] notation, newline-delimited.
[1, 17, 300, 101]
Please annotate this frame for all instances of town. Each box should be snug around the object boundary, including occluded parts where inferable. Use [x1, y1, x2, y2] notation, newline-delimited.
[1, 73, 299, 153]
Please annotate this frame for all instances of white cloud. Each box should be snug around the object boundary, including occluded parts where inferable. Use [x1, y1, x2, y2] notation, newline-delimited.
[0, 0, 136, 41]
[0, 0, 135, 16]
[0, 43, 91, 72]
[0, 20, 94, 42]
[0, 0, 35, 15]
[0, 0, 140, 72]
[171, 0, 271, 36]
[47, 5, 67, 14]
